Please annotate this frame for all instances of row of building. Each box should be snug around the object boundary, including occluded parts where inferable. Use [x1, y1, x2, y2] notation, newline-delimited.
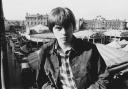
[4, 13, 128, 33]
[25, 13, 48, 27]
[79, 15, 127, 30]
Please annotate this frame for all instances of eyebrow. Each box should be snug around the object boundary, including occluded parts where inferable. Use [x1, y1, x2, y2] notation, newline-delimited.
[54, 25, 61, 27]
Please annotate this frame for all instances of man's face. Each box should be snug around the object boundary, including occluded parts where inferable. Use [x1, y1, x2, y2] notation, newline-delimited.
[52, 24, 73, 44]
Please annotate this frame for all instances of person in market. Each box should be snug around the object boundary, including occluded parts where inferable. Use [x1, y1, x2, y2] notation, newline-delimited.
[27, 7, 111, 89]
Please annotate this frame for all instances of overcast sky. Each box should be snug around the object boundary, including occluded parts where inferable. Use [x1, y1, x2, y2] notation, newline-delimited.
[2, 0, 128, 20]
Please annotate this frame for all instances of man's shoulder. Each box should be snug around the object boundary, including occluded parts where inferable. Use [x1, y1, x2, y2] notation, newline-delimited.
[72, 37, 95, 53]
[40, 39, 56, 51]
[81, 38, 96, 50]
[75, 37, 93, 45]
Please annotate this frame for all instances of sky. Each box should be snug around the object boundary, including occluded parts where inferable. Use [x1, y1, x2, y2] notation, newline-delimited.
[2, 0, 128, 20]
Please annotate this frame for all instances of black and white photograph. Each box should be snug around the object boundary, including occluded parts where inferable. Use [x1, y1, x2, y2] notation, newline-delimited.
[1, 0, 128, 89]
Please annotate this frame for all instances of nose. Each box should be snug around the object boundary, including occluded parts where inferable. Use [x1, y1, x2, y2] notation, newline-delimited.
[60, 28, 66, 35]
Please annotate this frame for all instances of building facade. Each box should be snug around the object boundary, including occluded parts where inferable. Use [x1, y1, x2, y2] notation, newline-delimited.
[25, 13, 48, 27]
[4, 19, 26, 33]
[79, 15, 127, 30]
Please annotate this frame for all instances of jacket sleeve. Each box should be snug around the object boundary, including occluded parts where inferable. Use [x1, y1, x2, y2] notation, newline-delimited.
[37, 43, 52, 88]
[27, 49, 41, 70]
[26, 43, 50, 88]
[88, 44, 110, 89]
[42, 82, 55, 89]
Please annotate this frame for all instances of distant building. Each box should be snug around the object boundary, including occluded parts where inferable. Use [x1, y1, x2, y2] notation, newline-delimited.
[125, 20, 128, 30]
[4, 19, 26, 33]
[25, 13, 48, 27]
[79, 15, 127, 30]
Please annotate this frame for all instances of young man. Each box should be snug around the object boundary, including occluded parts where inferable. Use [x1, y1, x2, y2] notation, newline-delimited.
[27, 7, 110, 89]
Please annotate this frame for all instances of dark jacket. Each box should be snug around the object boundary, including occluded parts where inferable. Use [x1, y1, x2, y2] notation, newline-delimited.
[28, 37, 110, 89]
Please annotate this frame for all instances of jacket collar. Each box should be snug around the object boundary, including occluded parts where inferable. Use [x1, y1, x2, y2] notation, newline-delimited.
[49, 35, 89, 56]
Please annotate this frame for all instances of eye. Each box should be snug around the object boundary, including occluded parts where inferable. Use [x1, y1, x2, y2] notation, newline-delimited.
[54, 25, 62, 31]
[56, 26, 62, 30]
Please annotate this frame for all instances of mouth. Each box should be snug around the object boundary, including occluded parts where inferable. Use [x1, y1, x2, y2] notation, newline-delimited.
[61, 36, 68, 38]
[60, 36, 68, 40]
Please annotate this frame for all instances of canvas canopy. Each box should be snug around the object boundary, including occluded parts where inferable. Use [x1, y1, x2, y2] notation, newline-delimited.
[29, 24, 49, 33]
[73, 30, 96, 39]
[106, 40, 121, 49]
[29, 33, 55, 42]
[96, 43, 128, 68]
[106, 39, 128, 50]
[20, 31, 55, 42]
[120, 31, 128, 37]
[103, 30, 122, 37]
[118, 39, 128, 45]
[122, 45, 128, 52]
